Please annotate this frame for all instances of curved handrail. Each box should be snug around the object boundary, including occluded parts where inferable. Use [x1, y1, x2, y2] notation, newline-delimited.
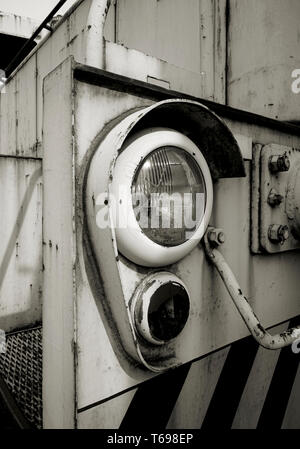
[203, 228, 300, 350]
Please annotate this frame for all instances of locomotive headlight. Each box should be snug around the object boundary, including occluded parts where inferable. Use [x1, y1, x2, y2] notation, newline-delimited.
[110, 128, 213, 267]
[132, 146, 206, 246]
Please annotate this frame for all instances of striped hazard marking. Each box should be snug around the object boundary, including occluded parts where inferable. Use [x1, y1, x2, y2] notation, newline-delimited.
[77, 317, 300, 429]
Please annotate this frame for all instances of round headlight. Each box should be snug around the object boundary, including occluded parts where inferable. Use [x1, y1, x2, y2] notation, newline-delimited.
[132, 146, 206, 246]
[110, 128, 213, 267]
[132, 272, 190, 345]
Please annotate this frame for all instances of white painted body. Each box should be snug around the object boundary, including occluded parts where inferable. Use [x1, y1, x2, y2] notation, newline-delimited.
[0, 0, 299, 430]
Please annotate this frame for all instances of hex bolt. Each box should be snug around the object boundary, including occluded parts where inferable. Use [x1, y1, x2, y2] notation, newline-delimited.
[269, 153, 290, 173]
[268, 224, 289, 244]
[268, 189, 284, 207]
[208, 228, 226, 246]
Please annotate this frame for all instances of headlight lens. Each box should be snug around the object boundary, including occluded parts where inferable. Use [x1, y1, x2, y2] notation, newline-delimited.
[147, 281, 190, 342]
[131, 146, 206, 246]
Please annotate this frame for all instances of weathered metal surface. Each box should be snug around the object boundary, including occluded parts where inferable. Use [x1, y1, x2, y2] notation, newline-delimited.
[116, 0, 202, 73]
[42, 58, 75, 429]
[1, 0, 227, 159]
[104, 41, 211, 100]
[101, 0, 227, 102]
[228, 0, 300, 121]
[0, 157, 42, 332]
[0, 76, 17, 156]
[83, 97, 245, 376]
[2, 0, 299, 161]
[77, 321, 300, 429]
[77, 347, 230, 429]
[15, 58, 38, 157]
[74, 63, 300, 138]
[0, 11, 44, 40]
[112, 0, 226, 103]
[233, 134, 252, 160]
[72, 75, 300, 422]
[204, 227, 300, 349]
[0, 57, 39, 158]
[1, 0, 299, 430]
[122, 99, 245, 179]
[3, 0, 111, 152]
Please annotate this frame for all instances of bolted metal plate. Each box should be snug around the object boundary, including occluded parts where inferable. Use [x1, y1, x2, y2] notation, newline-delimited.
[252, 143, 300, 254]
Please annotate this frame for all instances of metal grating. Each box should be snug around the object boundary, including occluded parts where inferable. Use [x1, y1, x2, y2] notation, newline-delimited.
[0, 326, 42, 429]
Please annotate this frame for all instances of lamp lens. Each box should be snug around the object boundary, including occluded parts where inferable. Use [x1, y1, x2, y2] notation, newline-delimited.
[132, 146, 206, 246]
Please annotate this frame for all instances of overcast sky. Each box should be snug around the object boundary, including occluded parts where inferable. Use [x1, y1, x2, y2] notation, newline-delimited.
[0, 0, 78, 20]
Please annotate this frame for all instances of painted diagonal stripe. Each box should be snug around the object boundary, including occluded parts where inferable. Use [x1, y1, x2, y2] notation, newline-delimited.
[231, 323, 286, 429]
[281, 357, 300, 428]
[119, 362, 191, 430]
[167, 347, 230, 429]
[201, 336, 259, 429]
[257, 316, 300, 429]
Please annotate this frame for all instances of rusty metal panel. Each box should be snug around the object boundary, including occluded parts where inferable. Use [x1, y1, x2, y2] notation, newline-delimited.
[199, 0, 215, 99]
[74, 81, 150, 165]
[0, 12, 41, 39]
[0, 157, 42, 332]
[73, 76, 300, 425]
[15, 57, 38, 157]
[213, 0, 226, 103]
[35, 0, 111, 148]
[42, 57, 75, 429]
[0, 77, 17, 156]
[223, 118, 300, 150]
[103, 0, 116, 42]
[105, 41, 206, 99]
[74, 82, 153, 412]
[0, 57, 38, 158]
[114, 0, 226, 103]
[116, 0, 202, 74]
[228, 0, 300, 121]
[36, 20, 70, 147]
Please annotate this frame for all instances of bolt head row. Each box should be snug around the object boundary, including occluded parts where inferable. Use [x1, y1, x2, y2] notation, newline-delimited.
[208, 228, 225, 246]
[268, 189, 284, 207]
[269, 154, 290, 173]
[268, 224, 289, 244]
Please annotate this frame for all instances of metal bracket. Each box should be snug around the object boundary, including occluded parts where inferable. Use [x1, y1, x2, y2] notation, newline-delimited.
[251, 143, 300, 254]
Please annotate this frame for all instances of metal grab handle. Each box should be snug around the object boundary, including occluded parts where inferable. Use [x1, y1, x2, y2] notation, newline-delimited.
[203, 228, 300, 350]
